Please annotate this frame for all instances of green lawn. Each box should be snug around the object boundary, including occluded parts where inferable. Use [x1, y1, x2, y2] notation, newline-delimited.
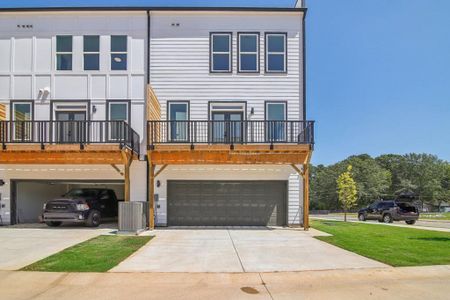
[22, 235, 152, 272]
[420, 212, 450, 221]
[311, 220, 450, 267]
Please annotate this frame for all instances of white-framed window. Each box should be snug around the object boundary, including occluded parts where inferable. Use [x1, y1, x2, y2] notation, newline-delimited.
[168, 101, 189, 142]
[111, 35, 127, 71]
[265, 33, 287, 73]
[238, 33, 259, 73]
[56, 35, 72, 70]
[108, 101, 129, 140]
[265, 102, 287, 141]
[84, 35, 100, 71]
[11, 101, 33, 141]
[210, 33, 232, 73]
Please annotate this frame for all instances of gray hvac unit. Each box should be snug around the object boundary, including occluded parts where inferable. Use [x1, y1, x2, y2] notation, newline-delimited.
[118, 201, 148, 234]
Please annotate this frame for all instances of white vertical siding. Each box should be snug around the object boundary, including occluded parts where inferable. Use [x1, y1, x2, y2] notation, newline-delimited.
[0, 12, 147, 149]
[150, 11, 304, 121]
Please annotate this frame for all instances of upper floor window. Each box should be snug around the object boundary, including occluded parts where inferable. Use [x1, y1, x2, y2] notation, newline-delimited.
[238, 33, 259, 73]
[265, 33, 287, 73]
[111, 35, 127, 71]
[56, 36, 72, 70]
[84, 35, 100, 70]
[210, 33, 232, 73]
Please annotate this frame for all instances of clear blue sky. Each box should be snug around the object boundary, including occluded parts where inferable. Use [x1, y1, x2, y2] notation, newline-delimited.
[2, 0, 449, 165]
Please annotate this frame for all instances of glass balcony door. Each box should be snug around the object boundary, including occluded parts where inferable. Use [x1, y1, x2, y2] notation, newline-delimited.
[211, 112, 243, 144]
[55, 111, 87, 143]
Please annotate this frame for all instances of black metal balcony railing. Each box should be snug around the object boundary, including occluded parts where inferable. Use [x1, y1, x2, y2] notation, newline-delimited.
[147, 120, 314, 146]
[0, 120, 140, 156]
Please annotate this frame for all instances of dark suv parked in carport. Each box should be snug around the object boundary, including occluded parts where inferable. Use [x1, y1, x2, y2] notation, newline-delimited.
[358, 200, 419, 225]
[42, 188, 120, 227]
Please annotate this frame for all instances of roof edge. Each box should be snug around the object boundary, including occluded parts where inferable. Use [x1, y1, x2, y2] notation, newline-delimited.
[0, 6, 306, 13]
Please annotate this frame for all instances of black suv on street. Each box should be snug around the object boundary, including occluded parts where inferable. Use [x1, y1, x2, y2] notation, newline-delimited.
[358, 200, 419, 225]
[42, 188, 120, 227]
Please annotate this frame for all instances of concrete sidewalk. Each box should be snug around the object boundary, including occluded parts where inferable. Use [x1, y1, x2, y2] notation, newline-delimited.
[0, 226, 115, 270]
[1, 266, 449, 300]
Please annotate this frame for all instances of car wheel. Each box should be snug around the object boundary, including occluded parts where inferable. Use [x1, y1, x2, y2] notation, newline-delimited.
[45, 221, 62, 227]
[86, 210, 101, 227]
[358, 213, 366, 221]
[383, 214, 393, 223]
[405, 220, 416, 225]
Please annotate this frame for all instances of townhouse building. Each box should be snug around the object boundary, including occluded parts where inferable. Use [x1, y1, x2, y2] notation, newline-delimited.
[0, 2, 314, 229]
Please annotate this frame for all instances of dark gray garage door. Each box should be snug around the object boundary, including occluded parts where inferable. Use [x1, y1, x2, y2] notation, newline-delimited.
[167, 181, 287, 226]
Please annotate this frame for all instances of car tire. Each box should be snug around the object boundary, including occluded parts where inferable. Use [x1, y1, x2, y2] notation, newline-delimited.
[405, 220, 416, 225]
[383, 214, 393, 223]
[358, 214, 366, 221]
[86, 210, 101, 227]
[45, 221, 62, 227]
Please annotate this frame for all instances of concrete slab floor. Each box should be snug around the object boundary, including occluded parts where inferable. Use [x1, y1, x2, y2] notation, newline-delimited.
[111, 228, 387, 273]
[0, 226, 115, 270]
[1, 266, 449, 300]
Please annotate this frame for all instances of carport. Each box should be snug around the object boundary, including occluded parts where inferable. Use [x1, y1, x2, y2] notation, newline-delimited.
[10, 180, 124, 224]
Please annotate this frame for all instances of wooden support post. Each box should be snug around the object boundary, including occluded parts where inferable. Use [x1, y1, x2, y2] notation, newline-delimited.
[148, 163, 156, 230]
[302, 164, 310, 231]
[154, 164, 168, 178]
[121, 150, 132, 202]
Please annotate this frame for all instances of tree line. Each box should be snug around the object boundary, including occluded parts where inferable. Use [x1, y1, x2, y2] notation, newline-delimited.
[310, 153, 450, 211]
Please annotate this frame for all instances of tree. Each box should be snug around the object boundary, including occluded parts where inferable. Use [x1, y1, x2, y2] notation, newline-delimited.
[338, 155, 391, 206]
[336, 165, 358, 221]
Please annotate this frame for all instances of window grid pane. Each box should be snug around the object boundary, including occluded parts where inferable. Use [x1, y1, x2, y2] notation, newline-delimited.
[239, 33, 259, 72]
[84, 35, 99, 52]
[110, 103, 128, 121]
[111, 36, 127, 52]
[266, 34, 286, 72]
[56, 36, 72, 70]
[111, 36, 127, 70]
[56, 36, 72, 52]
[211, 33, 231, 72]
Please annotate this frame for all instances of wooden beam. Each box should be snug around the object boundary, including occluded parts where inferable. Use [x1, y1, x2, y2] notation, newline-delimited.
[154, 164, 168, 178]
[148, 150, 309, 165]
[152, 144, 311, 152]
[3, 144, 121, 151]
[302, 151, 312, 231]
[0, 151, 123, 164]
[110, 164, 124, 176]
[148, 163, 156, 230]
[302, 163, 310, 231]
[121, 150, 133, 202]
[290, 164, 303, 176]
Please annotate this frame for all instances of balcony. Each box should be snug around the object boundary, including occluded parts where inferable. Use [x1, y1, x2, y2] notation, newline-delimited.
[147, 120, 314, 147]
[0, 120, 140, 156]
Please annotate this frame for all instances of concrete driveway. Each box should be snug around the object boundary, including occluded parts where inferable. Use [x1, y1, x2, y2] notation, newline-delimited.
[111, 228, 387, 273]
[0, 225, 115, 270]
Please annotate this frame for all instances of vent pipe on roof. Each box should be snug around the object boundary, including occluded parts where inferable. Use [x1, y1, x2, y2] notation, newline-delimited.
[295, 0, 305, 8]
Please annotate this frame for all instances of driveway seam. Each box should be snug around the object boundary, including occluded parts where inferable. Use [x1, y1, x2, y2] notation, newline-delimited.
[226, 229, 246, 273]
[258, 273, 274, 300]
